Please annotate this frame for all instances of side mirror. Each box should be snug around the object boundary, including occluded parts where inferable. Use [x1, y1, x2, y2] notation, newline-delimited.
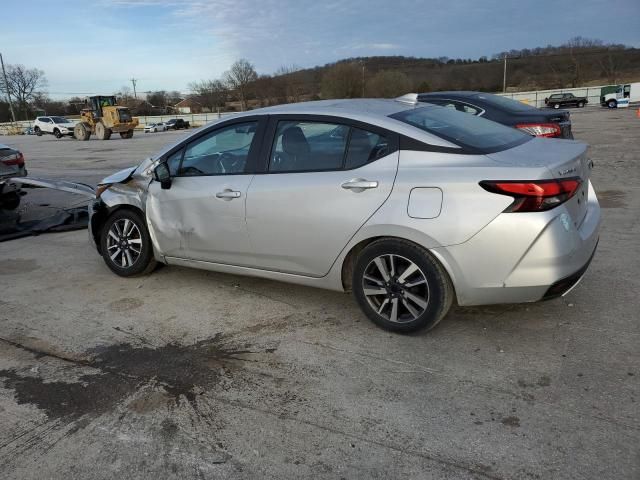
[154, 163, 172, 189]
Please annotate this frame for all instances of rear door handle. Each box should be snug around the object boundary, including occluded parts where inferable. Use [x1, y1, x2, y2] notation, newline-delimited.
[216, 190, 241, 199]
[341, 179, 379, 190]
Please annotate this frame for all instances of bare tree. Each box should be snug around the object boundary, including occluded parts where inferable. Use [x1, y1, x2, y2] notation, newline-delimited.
[224, 59, 258, 111]
[0, 64, 47, 119]
[188, 80, 228, 112]
[320, 62, 362, 99]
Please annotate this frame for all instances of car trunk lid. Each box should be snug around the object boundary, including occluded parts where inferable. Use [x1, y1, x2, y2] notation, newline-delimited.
[487, 137, 592, 227]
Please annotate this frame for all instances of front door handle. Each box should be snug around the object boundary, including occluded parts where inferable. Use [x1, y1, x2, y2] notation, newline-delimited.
[215, 189, 241, 200]
[341, 179, 379, 191]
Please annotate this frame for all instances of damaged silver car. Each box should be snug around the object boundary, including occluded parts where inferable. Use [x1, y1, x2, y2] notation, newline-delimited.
[88, 97, 600, 332]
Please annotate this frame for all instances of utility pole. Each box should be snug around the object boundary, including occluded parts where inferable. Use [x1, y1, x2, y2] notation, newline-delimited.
[502, 55, 507, 93]
[0, 52, 17, 124]
[130, 78, 138, 99]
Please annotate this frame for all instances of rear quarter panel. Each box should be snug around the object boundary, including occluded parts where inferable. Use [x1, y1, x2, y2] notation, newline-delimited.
[359, 150, 546, 248]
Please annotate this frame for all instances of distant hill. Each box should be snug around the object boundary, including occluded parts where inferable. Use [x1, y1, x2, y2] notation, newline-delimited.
[249, 41, 640, 105]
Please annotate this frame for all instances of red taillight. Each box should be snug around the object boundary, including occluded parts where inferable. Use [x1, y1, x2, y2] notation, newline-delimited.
[1, 152, 25, 167]
[480, 178, 581, 212]
[515, 123, 562, 138]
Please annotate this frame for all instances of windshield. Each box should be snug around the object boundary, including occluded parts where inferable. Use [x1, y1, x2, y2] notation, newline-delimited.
[391, 105, 530, 152]
[51, 116, 71, 124]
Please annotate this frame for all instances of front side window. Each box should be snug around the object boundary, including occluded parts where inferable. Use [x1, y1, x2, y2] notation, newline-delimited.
[51, 116, 68, 124]
[178, 121, 257, 176]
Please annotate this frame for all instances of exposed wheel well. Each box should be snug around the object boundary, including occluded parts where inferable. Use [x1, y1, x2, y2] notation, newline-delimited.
[91, 203, 145, 254]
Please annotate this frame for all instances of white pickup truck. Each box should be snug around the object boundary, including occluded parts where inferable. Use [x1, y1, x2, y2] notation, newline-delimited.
[600, 82, 640, 109]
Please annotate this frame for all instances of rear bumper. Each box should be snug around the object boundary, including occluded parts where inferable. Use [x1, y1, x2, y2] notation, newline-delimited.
[542, 241, 597, 299]
[432, 181, 601, 306]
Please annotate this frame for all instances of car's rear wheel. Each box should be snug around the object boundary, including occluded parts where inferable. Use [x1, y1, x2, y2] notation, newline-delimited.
[100, 209, 156, 277]
[553, 103, 560, 109]
[34, 126, 42, 136]
[353, 239, 453, 333]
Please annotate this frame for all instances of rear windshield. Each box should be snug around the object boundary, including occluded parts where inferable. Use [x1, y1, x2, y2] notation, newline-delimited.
[390, 105, 530, 152]
[473, 93, 537, 112]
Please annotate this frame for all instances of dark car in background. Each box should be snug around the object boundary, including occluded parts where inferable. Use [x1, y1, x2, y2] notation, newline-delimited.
[165, 118, 190, 130]
[417, 91, 573, 139]
[544, 93, 587, 109]
[0, 143, 27, 210]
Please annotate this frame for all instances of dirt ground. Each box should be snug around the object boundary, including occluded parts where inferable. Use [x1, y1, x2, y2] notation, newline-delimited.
[0, 108, 638, 479]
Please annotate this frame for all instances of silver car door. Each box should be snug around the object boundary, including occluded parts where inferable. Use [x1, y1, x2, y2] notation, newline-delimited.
[146, 120, 263, 265]
[246, 119, 399, 277]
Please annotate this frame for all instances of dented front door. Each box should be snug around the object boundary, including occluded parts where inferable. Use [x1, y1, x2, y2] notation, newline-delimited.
[146, 175, 254, 265]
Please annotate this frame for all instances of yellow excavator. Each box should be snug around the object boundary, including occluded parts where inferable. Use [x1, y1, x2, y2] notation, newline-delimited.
[74, 96, 139, 140]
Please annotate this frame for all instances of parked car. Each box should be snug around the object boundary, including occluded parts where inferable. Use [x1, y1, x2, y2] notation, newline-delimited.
[544, 93, 588, 109]
[33, 116, 76, 138]
[88, 98, 600, 333]
[0, 143, 27, 210]
[144, 122, 167, 133]
[165, 118, 190, 130]
[417, 91, 574, 138]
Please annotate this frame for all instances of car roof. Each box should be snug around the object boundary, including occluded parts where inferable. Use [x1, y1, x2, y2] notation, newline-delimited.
[228, 98, 459, 148]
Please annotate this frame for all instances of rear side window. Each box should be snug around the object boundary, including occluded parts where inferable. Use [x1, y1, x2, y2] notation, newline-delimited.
[269, 121, 392, 173]
[344, 128, 390, 169]
[391, 105, 530, 153]
[270, 121, 347, 172]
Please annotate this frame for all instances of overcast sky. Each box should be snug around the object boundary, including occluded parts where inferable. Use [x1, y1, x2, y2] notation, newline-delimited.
[2, 0, 639, 98]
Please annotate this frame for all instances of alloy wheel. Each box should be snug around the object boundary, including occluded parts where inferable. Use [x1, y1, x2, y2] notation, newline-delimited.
[362, 254, 430, 323]
[106, 218, 143, 268]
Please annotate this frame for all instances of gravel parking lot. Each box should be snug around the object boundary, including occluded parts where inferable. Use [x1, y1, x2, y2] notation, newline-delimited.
[0, 108, 638, 479]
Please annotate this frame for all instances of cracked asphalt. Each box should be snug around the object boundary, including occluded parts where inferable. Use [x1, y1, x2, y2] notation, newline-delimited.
[0, 108, 638, 479]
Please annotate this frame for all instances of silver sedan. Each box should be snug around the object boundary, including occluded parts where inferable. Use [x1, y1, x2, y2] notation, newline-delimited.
[88, 96, 600, 332]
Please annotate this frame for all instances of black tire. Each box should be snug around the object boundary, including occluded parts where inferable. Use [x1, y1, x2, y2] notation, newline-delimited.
[577, 102, 584, 108]
[100, 209, 157, 277]
[553, 103, 560, 109]
[120, 130, 134, 139]
[607, 100, 617, 109]
[352, 239, 454, 333]
[34, 126, 42, 136]
[0, 192, 21, 210]
[54, 129, 62, 139]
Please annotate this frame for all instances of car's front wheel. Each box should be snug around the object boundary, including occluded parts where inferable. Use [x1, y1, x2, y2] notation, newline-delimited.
[553, 103, 560, 109]
[100, 209, 156, 277]
[353, 239, 453, 333]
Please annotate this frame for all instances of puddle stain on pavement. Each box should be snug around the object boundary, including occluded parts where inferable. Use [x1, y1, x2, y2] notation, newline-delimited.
[0, 333, 274, 422]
